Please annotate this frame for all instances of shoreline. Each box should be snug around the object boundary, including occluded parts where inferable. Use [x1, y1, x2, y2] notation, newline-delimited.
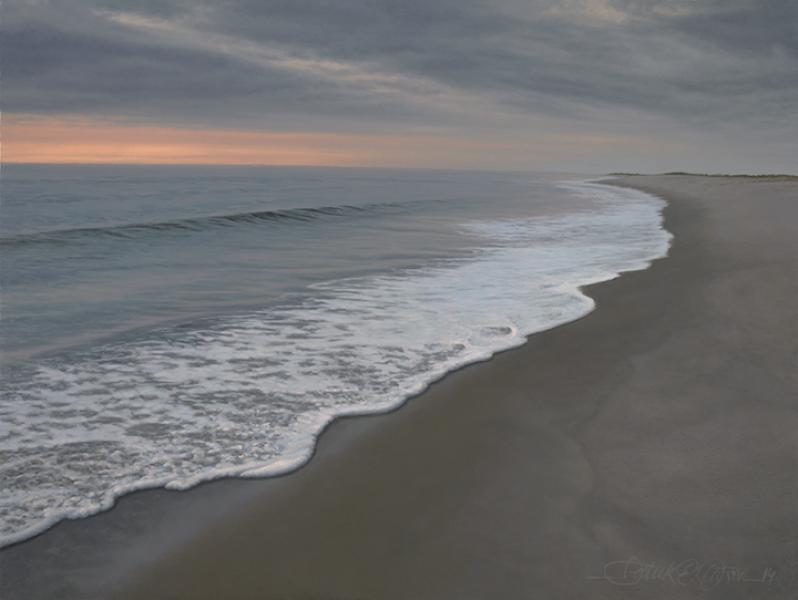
[0, 179, 669, 551]
[2, 175, 797, 599]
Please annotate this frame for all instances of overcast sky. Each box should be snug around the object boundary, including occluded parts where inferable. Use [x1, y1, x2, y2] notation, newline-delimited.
[3, 0, 796, 171]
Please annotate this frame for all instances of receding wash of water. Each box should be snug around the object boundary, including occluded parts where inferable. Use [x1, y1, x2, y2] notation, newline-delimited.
[0, 166, 670, 547]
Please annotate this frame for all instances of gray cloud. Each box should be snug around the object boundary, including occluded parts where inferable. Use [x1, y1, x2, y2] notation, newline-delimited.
[2, 0, 796, 168]
[2, 1, 460, 129]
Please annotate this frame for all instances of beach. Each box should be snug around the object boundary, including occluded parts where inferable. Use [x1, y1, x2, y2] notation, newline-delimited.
[1, 175, 796, 599]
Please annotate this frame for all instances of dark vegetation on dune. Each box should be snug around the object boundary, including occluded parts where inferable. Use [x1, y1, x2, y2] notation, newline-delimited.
[610, 172, 797, 180]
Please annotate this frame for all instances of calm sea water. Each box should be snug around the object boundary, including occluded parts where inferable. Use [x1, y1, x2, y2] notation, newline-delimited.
[0, 165, 670, 546]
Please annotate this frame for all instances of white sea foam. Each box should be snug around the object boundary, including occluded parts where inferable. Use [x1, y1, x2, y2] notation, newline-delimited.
[0, 181, 670, 547]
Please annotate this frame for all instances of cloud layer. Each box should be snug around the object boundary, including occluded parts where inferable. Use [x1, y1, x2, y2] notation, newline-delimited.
[3, 0, 796, 170]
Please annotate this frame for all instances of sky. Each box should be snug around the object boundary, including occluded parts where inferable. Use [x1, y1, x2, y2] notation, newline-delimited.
[3, 0, 796, 172]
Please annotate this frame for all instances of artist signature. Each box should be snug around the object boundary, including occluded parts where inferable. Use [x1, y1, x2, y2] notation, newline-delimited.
[589, 556, 776, 590]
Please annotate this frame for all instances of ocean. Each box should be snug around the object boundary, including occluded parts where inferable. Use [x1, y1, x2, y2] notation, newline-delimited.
[0, 165, 670, 547]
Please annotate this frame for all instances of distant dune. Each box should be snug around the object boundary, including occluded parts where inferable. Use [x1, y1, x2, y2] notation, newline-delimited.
[610, 171, 798, 180]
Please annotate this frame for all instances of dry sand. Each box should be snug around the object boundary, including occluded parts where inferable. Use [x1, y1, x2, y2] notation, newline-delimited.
[1, 175, 796, 599]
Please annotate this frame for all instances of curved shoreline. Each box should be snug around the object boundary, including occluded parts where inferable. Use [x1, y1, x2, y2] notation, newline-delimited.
[3, 175, 796, 600]
[0, 180, 670, 552]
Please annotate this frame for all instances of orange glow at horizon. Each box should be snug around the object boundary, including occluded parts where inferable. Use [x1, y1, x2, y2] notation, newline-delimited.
[2, 115, 504, 168]
[2, 114, 662, 170]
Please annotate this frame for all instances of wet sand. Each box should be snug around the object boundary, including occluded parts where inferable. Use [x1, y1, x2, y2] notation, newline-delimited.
[1, 175, 796, 599]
